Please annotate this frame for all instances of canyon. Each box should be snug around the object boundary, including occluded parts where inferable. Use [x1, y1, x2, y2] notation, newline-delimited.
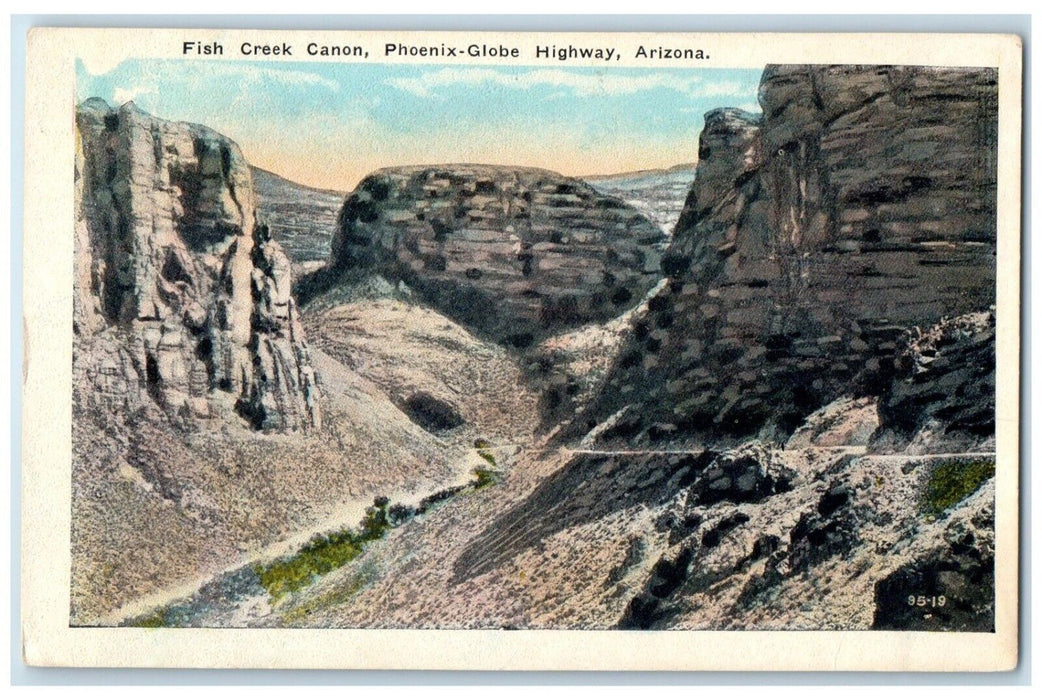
[71, 63, 998, 633]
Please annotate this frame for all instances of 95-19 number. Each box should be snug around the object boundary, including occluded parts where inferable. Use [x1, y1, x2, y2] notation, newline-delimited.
[908, 595, 946, 608]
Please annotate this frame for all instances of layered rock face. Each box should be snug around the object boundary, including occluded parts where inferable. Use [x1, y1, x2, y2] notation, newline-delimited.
[74, 99, 320, 431]
[586, 164, 698, 236]
[250, 166, 344, 265]
[307, 165, 665, 346]
[573, 65, 997, 445]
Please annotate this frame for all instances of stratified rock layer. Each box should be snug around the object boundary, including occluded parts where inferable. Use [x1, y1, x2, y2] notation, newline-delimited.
[308, 165, 665, 346]
[74, 99, 319, 431]
[250, 166, 344, 264]
[573, 65, 998, 446]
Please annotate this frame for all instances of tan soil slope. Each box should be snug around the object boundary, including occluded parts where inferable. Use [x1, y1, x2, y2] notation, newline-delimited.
[303, 294, 543, 448]
[71, 342, 469, 624]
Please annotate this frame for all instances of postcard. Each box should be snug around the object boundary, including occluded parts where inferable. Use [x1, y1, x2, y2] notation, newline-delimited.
[20, 27, 1022, 670]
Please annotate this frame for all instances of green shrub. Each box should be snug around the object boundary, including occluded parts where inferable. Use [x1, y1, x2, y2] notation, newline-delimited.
[253, 529, 363, 601]
[472, 467, 500, 489]
[360, 498, 390, 540]
[417, 484, 467, 512]
[281, 562, 378, 624]
[254, 497, 391, 601]
[387, 502, 416, 526]
[126, 607, 167, 628]
[922, 459, 995, 518]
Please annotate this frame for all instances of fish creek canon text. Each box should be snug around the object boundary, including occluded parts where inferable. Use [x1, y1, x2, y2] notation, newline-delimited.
[178, 40, 708, 62]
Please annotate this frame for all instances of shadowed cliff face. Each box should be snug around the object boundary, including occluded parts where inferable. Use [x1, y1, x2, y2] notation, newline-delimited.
[74, 99, 320, 432]
[570, 65, 998, 448]
[302, 165, 666, 347]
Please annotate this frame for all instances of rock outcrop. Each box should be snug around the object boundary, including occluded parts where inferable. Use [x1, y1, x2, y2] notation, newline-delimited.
[875, 311, 995, 450]
[612, 443, 995, 631]
[872, 491, 995, 632]
[572, 65, 998, 446]
[74, 99, 320, 431]
[302, 165, 665, 346]
[687, 442, 794, 507]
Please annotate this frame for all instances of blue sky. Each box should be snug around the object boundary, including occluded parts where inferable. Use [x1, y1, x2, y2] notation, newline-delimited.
[77, 59, 763, 191]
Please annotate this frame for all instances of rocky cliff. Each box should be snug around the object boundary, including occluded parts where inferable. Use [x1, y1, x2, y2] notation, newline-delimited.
[74, 99, 320, 432]
[301, 165, 666, 347]
[572, 65, 998, 447]
[250, 166, 344, 266]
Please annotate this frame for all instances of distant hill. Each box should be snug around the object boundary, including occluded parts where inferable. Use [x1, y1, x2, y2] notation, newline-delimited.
[251, 166, 346, 264]
[581, 162, 697, 180]
[583, 164, 698, 236]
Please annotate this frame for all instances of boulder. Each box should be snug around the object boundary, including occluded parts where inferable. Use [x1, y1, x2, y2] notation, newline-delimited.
[688, 442, 794, 506]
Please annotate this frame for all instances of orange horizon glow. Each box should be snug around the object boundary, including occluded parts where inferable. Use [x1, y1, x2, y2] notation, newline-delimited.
[249, 147, 700, 194]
